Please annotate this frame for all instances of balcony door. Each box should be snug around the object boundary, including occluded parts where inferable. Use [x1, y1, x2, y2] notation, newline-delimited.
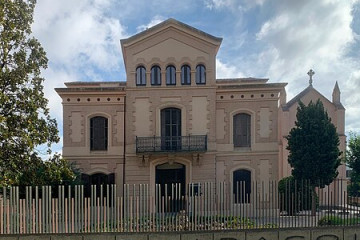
[161, 108, 181, 151]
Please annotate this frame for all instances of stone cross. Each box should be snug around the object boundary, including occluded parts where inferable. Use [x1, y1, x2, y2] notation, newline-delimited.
[307, 69, 315, 86]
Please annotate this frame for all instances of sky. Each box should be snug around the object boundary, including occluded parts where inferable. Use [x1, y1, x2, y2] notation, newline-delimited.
[31, 0, 360, 155]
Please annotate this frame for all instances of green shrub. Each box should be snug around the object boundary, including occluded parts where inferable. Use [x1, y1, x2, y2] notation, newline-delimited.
[318, 216, 360, 226]
[318, 216, 343, 226]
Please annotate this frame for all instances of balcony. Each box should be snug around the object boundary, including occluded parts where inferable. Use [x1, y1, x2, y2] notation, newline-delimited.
[136, 135, 207, 153]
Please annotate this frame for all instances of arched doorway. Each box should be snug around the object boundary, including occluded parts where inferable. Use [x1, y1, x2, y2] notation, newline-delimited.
[155, 162, 186, 212]
[233, 169, 251, 203]
[81, 173, 115, 197]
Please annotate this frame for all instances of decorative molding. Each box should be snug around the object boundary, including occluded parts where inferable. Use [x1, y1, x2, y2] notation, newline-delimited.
[316, 235, 339, 240]
[285, 236, 305, 240]
[138, 154, 149, 167]
[192, 153, 203, 166]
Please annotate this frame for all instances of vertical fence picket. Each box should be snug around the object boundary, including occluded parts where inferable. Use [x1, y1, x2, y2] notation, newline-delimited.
[0, 197, 2, 234]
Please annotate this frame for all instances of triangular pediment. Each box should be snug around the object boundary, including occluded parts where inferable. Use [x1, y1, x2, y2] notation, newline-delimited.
[283, 86, 337, 111]
[121, 19, 222, 69]
[121, 18, 222, 48]
[133, 37, 209, 63]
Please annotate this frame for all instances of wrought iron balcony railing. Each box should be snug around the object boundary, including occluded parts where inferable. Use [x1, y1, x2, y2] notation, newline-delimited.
[136, 135, 207, 153]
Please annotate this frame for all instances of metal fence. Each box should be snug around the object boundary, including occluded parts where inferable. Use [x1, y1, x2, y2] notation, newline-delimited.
[136, 135, 207, 153]
[0, 179, 358, 235]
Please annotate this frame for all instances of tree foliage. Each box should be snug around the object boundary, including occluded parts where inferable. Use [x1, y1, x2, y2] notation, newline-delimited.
[0, 0, 77, 186]
[347, 132, 360, 196]
[278, 176, 318, 215]
[286, 100, 341, 188]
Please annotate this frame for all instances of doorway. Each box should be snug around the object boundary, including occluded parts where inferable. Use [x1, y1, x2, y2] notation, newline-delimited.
[155, 162, 186, 212]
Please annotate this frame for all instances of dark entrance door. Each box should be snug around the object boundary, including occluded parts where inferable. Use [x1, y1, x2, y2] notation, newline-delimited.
[233, 169, 251, 203]
[156, 163, 186, 211]
[81, 173, 115, 198]
[161, 108, 181, 151]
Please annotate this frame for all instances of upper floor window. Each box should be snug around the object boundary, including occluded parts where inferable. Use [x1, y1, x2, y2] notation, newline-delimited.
[196, 64, 206, 84]
[233, 113, 251, 147]
[181, 65, 191, 85]
[166, 65, 176, 85]
[151, 65, 161, 85]
[90, 116, 108, 151]
[136, 66, 146, 86]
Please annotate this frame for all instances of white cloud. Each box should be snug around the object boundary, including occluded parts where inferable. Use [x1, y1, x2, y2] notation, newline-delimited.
[33, 0, 127, 71]
[136, 15, 166, 32]
[216, 59, 244, 78]
[32, 0, 129, 155]
[204, 0, 234, 10]
[253, 1, 358, 99]
[204, 0, 266, 10]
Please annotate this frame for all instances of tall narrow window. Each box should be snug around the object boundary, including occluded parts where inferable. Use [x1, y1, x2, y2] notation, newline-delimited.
[166, 65, 176, 85]
[196, 64, 206, 84]
[181, 65, 191, 85]
[233, 113, 251, 147]
[151, 65, 161, 85]
[136, 66, 146, 86]
[233, 169, 251, 203]
[90, 116, 108, 150]
[161, 108, 181, 151]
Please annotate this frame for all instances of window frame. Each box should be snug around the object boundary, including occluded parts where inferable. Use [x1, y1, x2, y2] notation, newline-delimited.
[90, 116, 108, 151]
[136, 66, 146, 86]
[151, 65, 161, 85]
[233, 113, 251, 148]
[196, 64, 206, 85]
[166, 65, 176, 85]
[181, 65, 191, 85]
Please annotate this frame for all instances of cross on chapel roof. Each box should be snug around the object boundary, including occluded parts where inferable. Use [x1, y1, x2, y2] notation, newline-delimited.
[307, 69, 315, 86]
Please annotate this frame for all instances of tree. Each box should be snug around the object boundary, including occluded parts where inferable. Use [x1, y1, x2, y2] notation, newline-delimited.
[16, 154, 81, 187]
[278, 176, 318, 215]
[286, 100, 341, 214]
[347, 132, 360, 197]
[286, 100, 341, 187]
[0, 0, 75, 186]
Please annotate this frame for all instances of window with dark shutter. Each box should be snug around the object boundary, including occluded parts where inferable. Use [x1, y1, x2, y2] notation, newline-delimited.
[151, 65, 161, 85]
[196, 64, 206, 84]
[136, 66, 146, 86]
[181, 65, 191, 85]
[90, 116, 108, 151]
[166, 65, 176, 85]
[233, 113, 251, 147]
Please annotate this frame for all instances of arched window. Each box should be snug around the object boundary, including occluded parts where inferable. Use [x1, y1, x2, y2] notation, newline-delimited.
[151, 65, 161, 85]
[196, 64, 206, 84]
[166, 65, 176, 85]
[233, 169, 251, 203]
[181, 65, 191, 85]
[136, 66, 146, 86]
[233, 113, 251, 147]
[90, 116, 108, 151]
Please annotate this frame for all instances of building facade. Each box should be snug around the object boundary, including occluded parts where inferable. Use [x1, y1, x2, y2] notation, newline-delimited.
[55, 19, 346, 197]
